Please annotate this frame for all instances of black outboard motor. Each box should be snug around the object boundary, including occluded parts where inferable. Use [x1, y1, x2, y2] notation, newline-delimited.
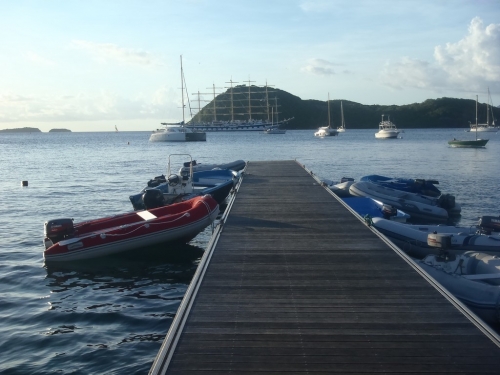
[478, 216, 500, 235]
[167, 174, 181, 186]
[44, 218, 75, 245]
[183, 160, 196, 167]
[382, 204, 397, 219]
[142, 189, 166, 210]
[147, 174, 166, 188]
[438, 194, 455, 209]
[340, 177, 355, 183]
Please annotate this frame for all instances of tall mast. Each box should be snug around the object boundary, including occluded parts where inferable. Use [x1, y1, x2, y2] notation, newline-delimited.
[265, 81, 270, 122]
[327, 93, 331, 128]
[486, 89, 490, 125]
[341, 101, 345, 129]
[212, 84, 217, 121]
[475, 95, 478, 140]
[180, 55, 185, 125]
[225, 79, 237, 122]
[246, 78, 255, 121]
[275, 97, 278, 124]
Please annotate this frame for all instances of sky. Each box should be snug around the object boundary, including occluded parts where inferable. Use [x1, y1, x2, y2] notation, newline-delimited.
[1, 0, 500, 132]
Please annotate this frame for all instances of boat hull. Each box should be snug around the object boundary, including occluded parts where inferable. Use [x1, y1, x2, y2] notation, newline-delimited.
[372, 217, 500, 258]
[349, 181, 457, 222]
[44, 196, 219, 262]
[185, 120, 290, 132]
[448, 139, 489, 148]
[314, 127, 338, 137]
[416, 254, 500, 325]
[149, 127, 206, 142]
[375, 130, 399, 139]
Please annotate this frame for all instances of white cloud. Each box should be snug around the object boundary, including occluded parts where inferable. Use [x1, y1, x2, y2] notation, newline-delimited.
[0, 88, 179, 122]
[381, 17, 500, 92]
[24, 51, 56, 67]
[301, 58, 336, 76]
[71, 40, 163, 67]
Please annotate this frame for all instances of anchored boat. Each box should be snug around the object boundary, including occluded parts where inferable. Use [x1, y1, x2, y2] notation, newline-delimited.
[43, 195, 219, 262]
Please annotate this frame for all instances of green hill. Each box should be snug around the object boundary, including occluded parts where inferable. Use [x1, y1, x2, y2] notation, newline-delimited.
[189, 86, 499, 129]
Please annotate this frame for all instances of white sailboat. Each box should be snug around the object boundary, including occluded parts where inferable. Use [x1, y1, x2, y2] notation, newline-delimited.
[263, 104, 286, 134]
[468, 88, 498, 132]
[337, 101, 346, 132]
[314, 93, 339, 137]
[150, 56, 206, 142]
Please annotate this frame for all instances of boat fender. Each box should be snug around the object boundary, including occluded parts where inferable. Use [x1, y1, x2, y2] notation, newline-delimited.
[142, 189, 166, 210]
[478, 216, 500, 235]
[427, 233, 452, 249]
[44, 218, 75, 245]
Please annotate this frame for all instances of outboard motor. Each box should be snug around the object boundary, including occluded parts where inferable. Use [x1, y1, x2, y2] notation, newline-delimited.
[340, 177, 355, 183]
[147, 174, 166, 188]
[167, 174, 181, 186]
[478, 216, 500, 235]
[381, 204, 397, 219]
[183, 160, 196, 167]
[142, 189, 166, 210]
[438, 194, 455, 209]
[427, 232, 452, 250]
[44, 218, 75, 246]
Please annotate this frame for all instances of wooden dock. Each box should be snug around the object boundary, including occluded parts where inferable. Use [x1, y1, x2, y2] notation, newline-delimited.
[150, 160, 500, 374]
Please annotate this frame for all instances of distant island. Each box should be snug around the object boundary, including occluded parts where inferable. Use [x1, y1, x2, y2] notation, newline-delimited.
[0, 127, 41, 133]
[0, 127, 71, 133]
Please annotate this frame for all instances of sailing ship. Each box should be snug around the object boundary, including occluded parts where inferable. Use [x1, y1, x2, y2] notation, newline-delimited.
[184, 80, 293, 132]
[449, 95, 489, 148]
[314, 93, 339, 137]
[150, 56, 206, 142]
[337, 101, 346, 132]
[468, 88, 498, 132]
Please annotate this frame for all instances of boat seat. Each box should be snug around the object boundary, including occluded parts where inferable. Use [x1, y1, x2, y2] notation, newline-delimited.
[137, 211, 157, 221]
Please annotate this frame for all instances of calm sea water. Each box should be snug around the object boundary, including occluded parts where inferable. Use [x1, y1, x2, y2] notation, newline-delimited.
[0, 128, 498, 374]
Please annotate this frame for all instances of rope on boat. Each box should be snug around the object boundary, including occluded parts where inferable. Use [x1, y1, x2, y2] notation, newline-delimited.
[363, 214, 373, 226]
[99, 212, 191, 239]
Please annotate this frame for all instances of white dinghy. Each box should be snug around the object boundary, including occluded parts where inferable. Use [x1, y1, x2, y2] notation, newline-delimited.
[372, 216, 500, 259]
[415, 251, 500, 326]
[349, 181, 460, 222]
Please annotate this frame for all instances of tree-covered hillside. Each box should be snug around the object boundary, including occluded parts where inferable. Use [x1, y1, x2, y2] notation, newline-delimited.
[189, 86, 499, 129]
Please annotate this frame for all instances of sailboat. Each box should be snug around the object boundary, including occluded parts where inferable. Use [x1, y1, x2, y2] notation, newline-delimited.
[263, 104, 286, 134]
[468, 88, 498, 132]
[337, 101, 346, 132]
[314, 93, 339, 137]
[448, 95, 489, 148]
[149, 56, 206, 142]
[115, 125, 118, 132]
